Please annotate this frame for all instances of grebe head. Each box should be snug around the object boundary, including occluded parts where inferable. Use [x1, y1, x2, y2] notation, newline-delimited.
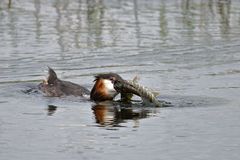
[90, 73, 123, 102]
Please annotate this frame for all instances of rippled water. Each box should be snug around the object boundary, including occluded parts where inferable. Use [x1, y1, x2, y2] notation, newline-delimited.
[0, 0, 240, 159]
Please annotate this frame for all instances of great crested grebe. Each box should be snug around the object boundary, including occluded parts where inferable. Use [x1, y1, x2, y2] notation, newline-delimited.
[38, 67, 90, 97]
[39, 67, 139, 102]
[90, 73, 142, 102]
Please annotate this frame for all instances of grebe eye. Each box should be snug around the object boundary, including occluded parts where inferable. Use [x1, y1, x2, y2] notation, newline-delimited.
[109, 77, 115, 82]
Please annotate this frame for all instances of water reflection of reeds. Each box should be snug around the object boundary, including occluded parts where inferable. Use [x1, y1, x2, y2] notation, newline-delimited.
[1, 0, 238, 51]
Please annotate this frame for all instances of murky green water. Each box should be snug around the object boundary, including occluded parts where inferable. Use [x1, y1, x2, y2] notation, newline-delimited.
[0, 0, 240, 159]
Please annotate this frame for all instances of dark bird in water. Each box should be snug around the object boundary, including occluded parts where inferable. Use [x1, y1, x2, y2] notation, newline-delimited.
[38, 67, 90, 97]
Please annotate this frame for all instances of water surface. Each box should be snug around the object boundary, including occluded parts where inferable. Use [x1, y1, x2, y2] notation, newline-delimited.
[0, 0, 240, 160]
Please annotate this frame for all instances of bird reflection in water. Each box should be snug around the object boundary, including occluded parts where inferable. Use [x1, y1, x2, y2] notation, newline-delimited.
[45, 103, 158, 128]
[92, 102, 158, 128]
